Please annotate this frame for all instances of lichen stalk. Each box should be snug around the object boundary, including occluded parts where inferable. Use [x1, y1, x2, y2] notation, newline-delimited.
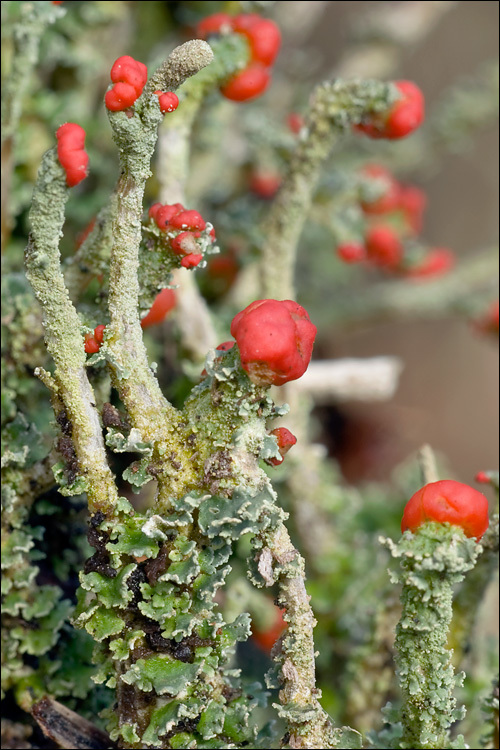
[260, 79, 397, 299]
[25, 148, 118, 515]
[104, 42, 214, 496]
[382, 523, 481, 749]
[256, 520, 346, 749]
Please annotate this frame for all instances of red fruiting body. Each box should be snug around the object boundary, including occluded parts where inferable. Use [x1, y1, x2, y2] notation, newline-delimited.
[360, 165, 401, 215]
[170, 231, 199, 256]
[153, 203, 185, 230]
[215, 341, 235, 353]
[267, 427, 297, 466]
[233, 15, 281, 66]
[196, 12, 233, 38]
[230, 299, 317, 386]
[355, 80, 424, 140]
[155, 91, 179, 114]
[110, 55, 147, 94]
[84, 334, 100, 354]
[252, 607, 287, 652]
[398, 185, 427, 234]
[93, 325, 106, 346]
[180, 253, 203, 269]
[401, 480, 489, 540]
[406, 248, 454, 279]
[231, 13, 261, 32]
[249, 171, 282, 199]
[148, 203, 163, 221]
[287, 112, 304, 134]
[84, 324, 106, 353]
[140, 289, 176, 329]
[220, 64, 271, 102]
[105, 55, 147, 111]
[56, 123, 89, 187]
[169, 210, 206, 231]
[336, 241, 367, 264]
[365, 224, 403, 268]
[386, 81, 425, 139]
[201, 341, 235, 377]
[475, 471, 491, 485]
[105, 81, 139, 111]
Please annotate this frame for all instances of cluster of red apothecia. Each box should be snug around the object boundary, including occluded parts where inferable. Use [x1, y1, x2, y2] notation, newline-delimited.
[401, 480, 489, 540]
[104, 55, 179, 114]
[148, 202, 216, 269]
[56, 123, 89, 187]
[196, 13, 281, 102]
[199, 299, 315, 467]
[337, 164, 455, 279]
[84, 289, 177, 353]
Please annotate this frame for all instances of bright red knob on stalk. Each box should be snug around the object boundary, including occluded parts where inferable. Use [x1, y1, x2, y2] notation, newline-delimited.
[355, 80, 424, 140]
[230, 299, 317, 386]
[336, 241, 367, 264]
[169, 210, 206, 232]
[287, 112, 305, 134]
[365, 225, 403, 269]
[196, 12, 233, 38]
[474, 471, 491, 485]
[105, 55, 147, 111]
[401, 480, 489, 539]
[405, 248, 455, 279]
[150, 203, 185, 230]
[155, 91, 179, 113]
[84, 325, 105, 354]
[249, 171, 282, 199]
[232, 14, 281, 67]
[56, 123, 89, 187]
[267, 427, 297, 466]
[180, 253, 203, 269]
[360, 165, 401, 215]
[170, 231, 199, 256]
[140, 289, 176, 329]
[220, 64, 271, 102]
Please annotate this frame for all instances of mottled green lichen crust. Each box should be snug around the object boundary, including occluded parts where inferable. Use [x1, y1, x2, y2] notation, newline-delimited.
[74, 492, 268, 749]
[381, 523, 481, 749]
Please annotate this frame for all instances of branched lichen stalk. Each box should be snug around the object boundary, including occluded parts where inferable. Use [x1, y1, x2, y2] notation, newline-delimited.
[155, 34, 251, 362]
[382, 523, 481, 749]
[104, 41, 213, 498]
[25, 148, 118, 515]
[260, 79, 397, 299]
